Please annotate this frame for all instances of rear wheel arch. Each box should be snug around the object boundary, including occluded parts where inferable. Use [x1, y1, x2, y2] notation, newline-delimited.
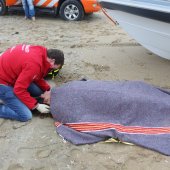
[58, 0, 85, 12]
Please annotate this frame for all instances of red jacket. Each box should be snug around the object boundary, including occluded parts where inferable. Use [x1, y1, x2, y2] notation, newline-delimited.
[0, 44, 51, 109]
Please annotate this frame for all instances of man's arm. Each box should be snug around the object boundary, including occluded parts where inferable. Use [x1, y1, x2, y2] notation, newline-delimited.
[34, 78, 51, 92]
[13, 64, 40, 109]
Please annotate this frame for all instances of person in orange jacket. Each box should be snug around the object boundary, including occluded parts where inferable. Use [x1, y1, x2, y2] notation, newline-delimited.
[0, 44, 64, 122]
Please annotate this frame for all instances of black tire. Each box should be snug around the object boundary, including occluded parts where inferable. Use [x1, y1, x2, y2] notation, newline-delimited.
[0, 0, 7, 15]
[59, 0, 84, 21]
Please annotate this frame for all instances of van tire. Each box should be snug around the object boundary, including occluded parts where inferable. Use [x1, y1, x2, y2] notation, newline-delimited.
[59, 0, 84, 21]
[0, 0, 7, 15]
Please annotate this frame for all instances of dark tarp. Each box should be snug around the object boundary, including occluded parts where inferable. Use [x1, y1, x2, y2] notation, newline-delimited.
[51, 80, 170, 155]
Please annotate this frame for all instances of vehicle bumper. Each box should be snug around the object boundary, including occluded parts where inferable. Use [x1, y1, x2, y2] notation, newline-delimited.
[81, 0, 101, 13]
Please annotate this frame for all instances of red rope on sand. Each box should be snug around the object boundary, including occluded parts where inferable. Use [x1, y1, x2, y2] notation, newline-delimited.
[101, 8, 118, 26]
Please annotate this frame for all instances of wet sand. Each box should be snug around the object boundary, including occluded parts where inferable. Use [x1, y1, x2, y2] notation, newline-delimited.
[0, 11, 170, 170]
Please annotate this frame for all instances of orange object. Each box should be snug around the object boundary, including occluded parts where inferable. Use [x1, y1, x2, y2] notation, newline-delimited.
[3, 0, 101, 21]
[81, 0, 101, 13]
[5, 0, 101, 12]
[6, 0, 18, 6]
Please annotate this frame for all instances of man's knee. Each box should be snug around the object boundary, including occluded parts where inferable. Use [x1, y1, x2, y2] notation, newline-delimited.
[19, 111, 32, 122]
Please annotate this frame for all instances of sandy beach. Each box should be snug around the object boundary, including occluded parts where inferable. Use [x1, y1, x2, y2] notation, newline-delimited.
[0, 11, 170, 170]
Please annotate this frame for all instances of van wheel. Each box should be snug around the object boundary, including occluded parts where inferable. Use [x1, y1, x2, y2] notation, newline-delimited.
[59, 0, 84, 21]
[0, 0, 7, 15]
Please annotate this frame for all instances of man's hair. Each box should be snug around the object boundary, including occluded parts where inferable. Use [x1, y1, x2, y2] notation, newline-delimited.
[47, 49, 64, 67]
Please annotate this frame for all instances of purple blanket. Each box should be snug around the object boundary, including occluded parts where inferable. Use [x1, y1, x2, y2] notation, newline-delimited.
[51, 80, 170, 155]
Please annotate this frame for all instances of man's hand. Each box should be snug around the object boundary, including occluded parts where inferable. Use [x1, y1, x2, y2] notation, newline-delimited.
[41, 91, 51, 105]
[36, 103, 50, 114]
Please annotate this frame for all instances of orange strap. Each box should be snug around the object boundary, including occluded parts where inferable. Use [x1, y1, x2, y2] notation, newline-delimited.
[101, 8, 118, 26]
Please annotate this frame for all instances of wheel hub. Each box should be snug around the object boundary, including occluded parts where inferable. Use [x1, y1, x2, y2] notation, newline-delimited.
[64, 4, 79, 20]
